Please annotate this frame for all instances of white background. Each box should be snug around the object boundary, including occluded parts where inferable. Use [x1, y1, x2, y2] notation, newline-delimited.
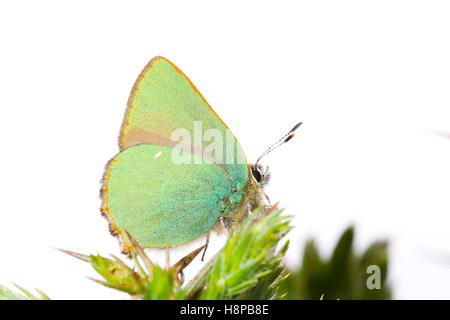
[0, 1, 449, 299]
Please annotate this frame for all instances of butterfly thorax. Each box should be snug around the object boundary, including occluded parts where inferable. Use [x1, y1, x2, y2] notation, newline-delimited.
[214, 164, 268, 233]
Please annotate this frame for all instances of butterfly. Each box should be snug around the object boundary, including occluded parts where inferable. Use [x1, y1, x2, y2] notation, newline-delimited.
[100, 56, 301, 257]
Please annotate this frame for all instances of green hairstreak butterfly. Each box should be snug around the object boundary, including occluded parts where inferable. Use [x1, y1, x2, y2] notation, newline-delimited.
[100, 56, 301, 255]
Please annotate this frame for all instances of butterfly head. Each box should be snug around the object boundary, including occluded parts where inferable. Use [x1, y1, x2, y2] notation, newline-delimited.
[250, 163, 271, 187]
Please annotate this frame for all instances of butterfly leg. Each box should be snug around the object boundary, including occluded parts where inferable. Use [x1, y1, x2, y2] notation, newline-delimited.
[201, 232, 210, 261]
[261, 193, 272, 213]
[265, 192, 271, 204]
[165, 245, 170, 270]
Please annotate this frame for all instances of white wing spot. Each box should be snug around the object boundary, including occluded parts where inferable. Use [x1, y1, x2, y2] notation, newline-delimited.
[155, 151, 162, 159]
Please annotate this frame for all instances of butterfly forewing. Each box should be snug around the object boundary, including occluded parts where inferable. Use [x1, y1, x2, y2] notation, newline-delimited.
[120, 56, 247, 181]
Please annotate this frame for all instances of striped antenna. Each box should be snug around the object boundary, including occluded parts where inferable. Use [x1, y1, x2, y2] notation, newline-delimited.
[255, 122, 302, 166]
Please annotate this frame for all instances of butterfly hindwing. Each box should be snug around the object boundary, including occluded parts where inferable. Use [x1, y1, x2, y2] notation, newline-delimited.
[102, 144, 236, 251]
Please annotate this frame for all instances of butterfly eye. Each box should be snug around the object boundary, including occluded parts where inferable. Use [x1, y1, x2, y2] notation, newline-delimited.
[231, 186, 237, 193]
[251, 166, 262, 183]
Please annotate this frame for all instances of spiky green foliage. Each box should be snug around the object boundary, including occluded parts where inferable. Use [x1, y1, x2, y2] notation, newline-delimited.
[0, 211, 392, 300]
[281, 226, 391, 300]
[60, 205, 292, 300]
[186, 206, 291, 300]
[0, 284, 50, 300]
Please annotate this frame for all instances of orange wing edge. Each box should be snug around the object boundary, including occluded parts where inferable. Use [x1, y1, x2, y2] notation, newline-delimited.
[100, 157, 133, 256]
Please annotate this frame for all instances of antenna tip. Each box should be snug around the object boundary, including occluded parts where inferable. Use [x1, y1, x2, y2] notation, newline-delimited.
[291, 122, 303, 132]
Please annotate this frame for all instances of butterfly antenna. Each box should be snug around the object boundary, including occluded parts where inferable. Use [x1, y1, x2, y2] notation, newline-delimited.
[255, 122, 302, 166]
